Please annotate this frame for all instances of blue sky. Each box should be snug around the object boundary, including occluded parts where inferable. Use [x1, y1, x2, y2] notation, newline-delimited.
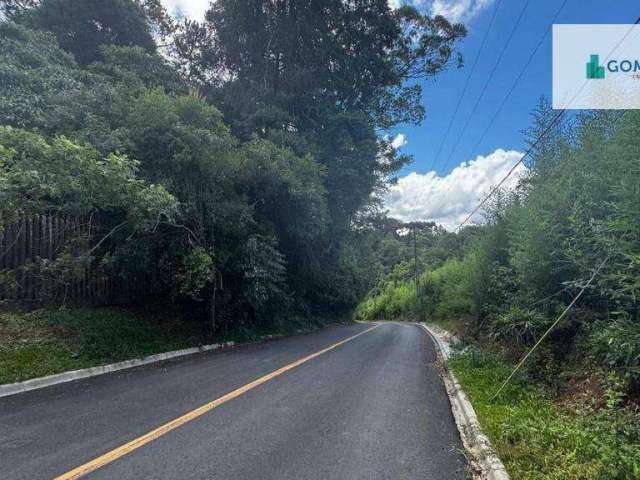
[385, 0, 639, 228]
[396, 0, 639, 178]
[162, 0, 639, 228]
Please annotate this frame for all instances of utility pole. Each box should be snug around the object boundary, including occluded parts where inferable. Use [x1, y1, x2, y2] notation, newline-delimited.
[403, 221, 434, 321]
[413, 224, 418, 298]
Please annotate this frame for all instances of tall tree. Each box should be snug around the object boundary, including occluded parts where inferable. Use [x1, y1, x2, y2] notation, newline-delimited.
[16, 0, 156, 65]
[173, 1, 465, 314]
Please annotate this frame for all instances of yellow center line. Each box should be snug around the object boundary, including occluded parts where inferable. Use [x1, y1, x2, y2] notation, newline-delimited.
[55, 324, 379, 480]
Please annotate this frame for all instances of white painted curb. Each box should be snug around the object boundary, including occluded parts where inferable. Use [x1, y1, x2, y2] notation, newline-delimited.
[0, 341, 235, 399]
[420, 323, 510, 480]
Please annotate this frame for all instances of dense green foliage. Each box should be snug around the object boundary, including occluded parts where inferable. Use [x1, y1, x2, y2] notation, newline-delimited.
[451, 350, 640, 480]
[0, 1, 465, 334]
[356, 98, 640, 478]
[17, 0, 156, 65]
[0, 126, 176, 226]
[0, 306, 203, 383]
[358, 100, 640, 397]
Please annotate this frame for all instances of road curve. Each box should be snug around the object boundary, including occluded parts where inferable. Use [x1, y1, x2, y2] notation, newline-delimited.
[0, 322, 466, 479]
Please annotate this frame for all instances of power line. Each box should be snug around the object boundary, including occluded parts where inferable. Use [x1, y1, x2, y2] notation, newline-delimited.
[490, 256, 609, 401]
[444, 16, 640, 400]
[427, 0, 504, 174]
[434, 0, 565, 230]
[481, 16, 640, 401]
[454, 108, 565, 231]
[528, 284, 572, 308]
[455, 19, 640, 232]
[441, 0, 533, 173]
[465, 0, 569, 161]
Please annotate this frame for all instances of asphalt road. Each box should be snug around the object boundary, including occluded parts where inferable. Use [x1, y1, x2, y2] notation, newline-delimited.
[0, 322, 467, 479]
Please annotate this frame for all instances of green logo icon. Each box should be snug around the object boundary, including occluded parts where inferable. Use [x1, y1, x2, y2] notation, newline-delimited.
[586, 54, 605, 79]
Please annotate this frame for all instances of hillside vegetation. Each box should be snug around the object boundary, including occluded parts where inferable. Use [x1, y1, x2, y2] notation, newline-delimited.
[0, 0, 465, 334]
[356, 103, 640, 478]
[0, 306, 202, 384]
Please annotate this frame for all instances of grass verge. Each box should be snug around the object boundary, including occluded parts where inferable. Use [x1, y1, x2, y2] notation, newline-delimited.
[449, 350, 640, 480]
[0, 306, 348, 385]
[0, 306, 205, 385]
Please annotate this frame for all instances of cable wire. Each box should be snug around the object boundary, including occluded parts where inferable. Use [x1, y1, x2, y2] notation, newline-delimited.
[428, 0, 504, 174]
[490, 256, 609, 402]
[441, 0, 533, 173]
[455, 19, 640, 231]
[465, 0, 569, 161]
[453, 107, 564, 231]
[528, 284, 572, 308]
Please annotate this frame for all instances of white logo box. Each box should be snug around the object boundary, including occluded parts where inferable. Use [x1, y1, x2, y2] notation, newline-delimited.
[553, 24, 640, 110]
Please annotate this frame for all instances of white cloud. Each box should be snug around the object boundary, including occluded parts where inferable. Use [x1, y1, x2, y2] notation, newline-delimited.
[384, 148, 525, 230]
[430, 0, 495, 23]
[391, 133, 407, 149]
[163, 0, 403, 18]
[159, 1, 490, 24]
[159, 0, 492, 23]
[161, 0, 210, 21]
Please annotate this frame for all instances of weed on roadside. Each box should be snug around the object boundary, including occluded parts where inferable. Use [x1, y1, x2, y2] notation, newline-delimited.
[450, 350, 640, 480]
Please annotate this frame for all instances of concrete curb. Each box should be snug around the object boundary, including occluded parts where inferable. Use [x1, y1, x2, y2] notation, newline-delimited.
[420, 323, 510, 480]
[0, 322, 341, 399]
[0, 341, 235, 399]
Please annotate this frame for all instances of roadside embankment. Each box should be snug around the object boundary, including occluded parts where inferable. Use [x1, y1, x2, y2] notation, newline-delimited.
[0, 305, 343, 390]
[432, 321, 640, 480]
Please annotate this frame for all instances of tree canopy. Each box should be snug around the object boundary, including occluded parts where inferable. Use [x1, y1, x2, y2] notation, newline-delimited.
[0, 0, 465, 331]
[15, 0, 156, 65]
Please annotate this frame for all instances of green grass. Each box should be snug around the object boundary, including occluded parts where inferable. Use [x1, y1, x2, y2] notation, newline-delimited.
[0, 306, 204, 384]
[0, 306, 348, 385]
[449, 350, 640, 480]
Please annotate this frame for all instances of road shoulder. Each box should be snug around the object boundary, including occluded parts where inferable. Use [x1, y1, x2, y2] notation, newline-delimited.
[421, 323, 510, 480]
[0, 321, 350, 399]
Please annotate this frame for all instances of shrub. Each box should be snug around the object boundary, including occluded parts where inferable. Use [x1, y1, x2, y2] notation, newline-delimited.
[491, 305, 550, 347]
[589, 319, 640, 387]
[354, 280, 416, 321]
[451, 350, 640, 480]
[427, 258, 474, 320]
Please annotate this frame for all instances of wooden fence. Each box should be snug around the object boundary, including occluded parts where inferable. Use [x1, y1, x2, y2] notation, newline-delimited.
[0, 215, 157, 307]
